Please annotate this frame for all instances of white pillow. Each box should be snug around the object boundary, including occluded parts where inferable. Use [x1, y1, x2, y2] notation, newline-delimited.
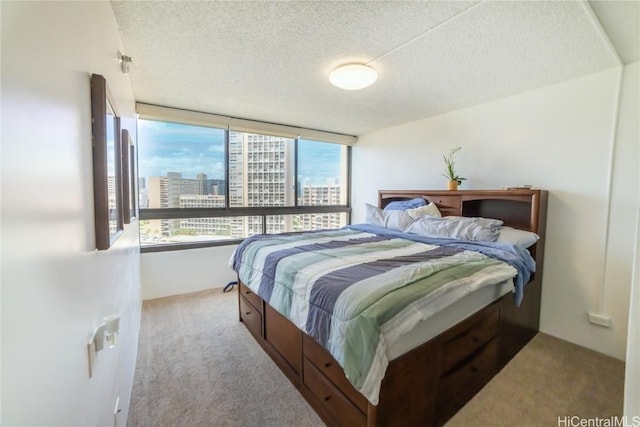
[405, 216, 503, 241]
[406, 203, 442, 219]
[497, 226, 539, 248]
[365, 204, 414, 232]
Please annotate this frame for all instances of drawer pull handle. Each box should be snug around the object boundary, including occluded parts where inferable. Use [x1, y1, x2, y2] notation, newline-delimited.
[324, 362, 332, 368]
[244, 290, 251, 295]
[471, 335, 480, 343]
[470, 365, 479, 373]
[324, 395, 331, 402]
[245, 312, 251, 315]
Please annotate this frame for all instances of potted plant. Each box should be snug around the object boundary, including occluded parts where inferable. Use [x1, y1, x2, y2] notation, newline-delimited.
[442, 146, 466, 190]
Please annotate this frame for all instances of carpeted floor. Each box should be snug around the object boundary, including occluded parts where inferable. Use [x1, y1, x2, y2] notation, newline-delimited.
[446, 328, 625, 427]
[128, 288, 625, 427]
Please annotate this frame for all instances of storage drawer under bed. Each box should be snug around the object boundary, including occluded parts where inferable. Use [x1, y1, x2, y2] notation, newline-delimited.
[440, 304, 500, 374]
[302, 358, 367, 427]
[239, 281, 262, 314]
[436, 337, 498, 423]
[302, 334, 368, 413]
[239, 294, 262, 339]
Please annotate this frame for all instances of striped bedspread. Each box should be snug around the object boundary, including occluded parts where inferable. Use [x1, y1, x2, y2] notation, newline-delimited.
[231, 226, 530, 405]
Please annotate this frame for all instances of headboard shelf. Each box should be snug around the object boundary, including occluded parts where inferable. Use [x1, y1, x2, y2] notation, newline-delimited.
[379, 189, 546, 233]
[378, 189, 548, 262]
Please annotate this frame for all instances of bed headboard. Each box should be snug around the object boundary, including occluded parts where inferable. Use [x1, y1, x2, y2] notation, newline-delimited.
[378, 189, 548, 261]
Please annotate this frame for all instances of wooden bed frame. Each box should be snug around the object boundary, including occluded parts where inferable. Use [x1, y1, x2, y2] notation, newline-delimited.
[238, 189, 548, 426]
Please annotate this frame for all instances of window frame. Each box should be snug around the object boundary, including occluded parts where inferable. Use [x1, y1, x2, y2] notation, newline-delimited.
[137, 111, 353, 252]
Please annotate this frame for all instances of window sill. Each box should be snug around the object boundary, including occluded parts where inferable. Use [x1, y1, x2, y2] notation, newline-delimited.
[140, 239, 244, 253]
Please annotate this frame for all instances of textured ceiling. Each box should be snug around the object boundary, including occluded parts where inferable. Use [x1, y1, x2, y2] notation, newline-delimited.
[590, 0, 640, 64]
[111, 1, 639, 137]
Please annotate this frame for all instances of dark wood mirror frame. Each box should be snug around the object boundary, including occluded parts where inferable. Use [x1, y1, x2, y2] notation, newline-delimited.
[91, 73, 123, 250]
[121, 128, 137, 223]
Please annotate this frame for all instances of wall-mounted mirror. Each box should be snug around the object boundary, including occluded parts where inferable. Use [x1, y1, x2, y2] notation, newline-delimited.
[91, 74, 123, 250]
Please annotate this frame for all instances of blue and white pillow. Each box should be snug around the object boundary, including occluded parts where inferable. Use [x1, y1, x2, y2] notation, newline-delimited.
[383, 197, 426, 211]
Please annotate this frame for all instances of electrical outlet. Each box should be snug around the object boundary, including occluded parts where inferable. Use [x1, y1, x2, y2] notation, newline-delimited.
[588, 312, 611, 328]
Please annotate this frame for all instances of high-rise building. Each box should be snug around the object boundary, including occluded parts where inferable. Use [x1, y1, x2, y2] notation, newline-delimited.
[229, 131, 294, 235]
[146, 176, 169, 237]
[196, 173, 208, 195]
[138, 177, 148, 209]
[298, 184, 343, 230]
[145, 172, 223, 239]
[107, 175, 118, 233]
[178, 195, 242, 238]
[166, 172, 182, 208]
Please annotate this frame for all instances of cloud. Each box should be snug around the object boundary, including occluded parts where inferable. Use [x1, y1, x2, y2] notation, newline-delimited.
[137, 123, 344, 185]
[138, 119, 226, 178]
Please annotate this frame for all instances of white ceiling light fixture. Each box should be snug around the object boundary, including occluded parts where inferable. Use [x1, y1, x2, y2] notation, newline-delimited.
[329, 64, 378, 90]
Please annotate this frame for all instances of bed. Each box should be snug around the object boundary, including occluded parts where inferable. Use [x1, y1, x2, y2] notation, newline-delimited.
[232, 189, 548, 426]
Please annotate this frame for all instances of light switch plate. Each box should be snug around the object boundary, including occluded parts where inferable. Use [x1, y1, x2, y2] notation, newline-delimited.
[87, 338, 97, 378]
[114, 396, 121, 427]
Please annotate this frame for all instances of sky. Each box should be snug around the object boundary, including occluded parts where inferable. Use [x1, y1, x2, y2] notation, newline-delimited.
[298, 139, 343, 186]
[138, 120, 343, 185]
[138, 120, 225, 180]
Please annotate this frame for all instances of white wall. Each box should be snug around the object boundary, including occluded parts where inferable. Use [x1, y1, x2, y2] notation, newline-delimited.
[625, 198, 640, 418]
[141, 245, 237, 300]
[1, 2, 141, 425]
[352, 64, 639, 361]
[624, 64, 640, 418]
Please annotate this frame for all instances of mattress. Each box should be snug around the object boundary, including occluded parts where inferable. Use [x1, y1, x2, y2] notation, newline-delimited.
[387, 279, 513, 360]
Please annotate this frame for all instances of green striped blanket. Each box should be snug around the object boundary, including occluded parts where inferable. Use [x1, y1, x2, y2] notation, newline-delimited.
[231, 228, 517, 405]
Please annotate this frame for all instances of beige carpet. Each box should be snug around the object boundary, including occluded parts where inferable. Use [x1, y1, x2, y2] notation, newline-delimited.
[447, 331, 625, 427]
[128, 288, 624, 427]
[128, 288, 323, 427]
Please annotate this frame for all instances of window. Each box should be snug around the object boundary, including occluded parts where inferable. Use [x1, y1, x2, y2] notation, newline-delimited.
[136, 105, 352, 251]
[296, 139, 348, 231]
